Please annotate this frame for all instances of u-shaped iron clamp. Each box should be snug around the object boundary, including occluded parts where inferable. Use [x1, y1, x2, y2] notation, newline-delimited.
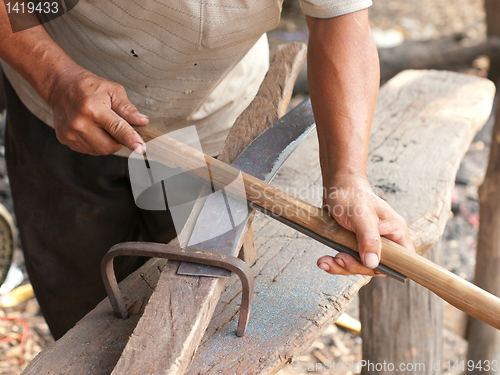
[101, 242, 254, 337]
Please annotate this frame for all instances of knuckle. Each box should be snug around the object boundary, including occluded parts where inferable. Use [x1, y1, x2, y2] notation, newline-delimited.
[115, 83, 126, 92]
[106, 119, 130, 140]
[70, 119, 86, 133]
[401, 218, 410, 230]
[56, 132, 77, 148]
[57, 125, 78, 143]
[112, 84, 127, 96]
[395, 227, 407, 238]
[79, 98, 98, 118]
[121, 102, 136, 113]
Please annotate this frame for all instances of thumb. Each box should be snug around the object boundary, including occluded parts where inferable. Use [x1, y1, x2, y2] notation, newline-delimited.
[353, 214, 381, 269]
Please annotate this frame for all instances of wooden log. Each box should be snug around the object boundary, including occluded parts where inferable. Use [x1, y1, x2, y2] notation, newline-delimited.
[378, 35, 500, 83]
[360, 242, 443, 374]
[185, 70, 494, 374]
[467, 93, 500, 371]
[109, 42, 307, 375]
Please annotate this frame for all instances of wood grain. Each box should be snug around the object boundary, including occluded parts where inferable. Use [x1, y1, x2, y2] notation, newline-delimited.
[21, 257, 168, 374]
[130, 72, 500, 330]
[186, 127, 369, 374]
[223, 41, 306, 267]
[21, 42, 307, 375]
[360, 242, 443, 373]
[111, 43, 307, 375]
[218, 42, 307, 163]
[21, 69, 495, 374]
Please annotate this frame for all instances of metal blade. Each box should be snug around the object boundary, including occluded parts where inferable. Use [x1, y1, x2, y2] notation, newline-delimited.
[177, 98, 316, 277]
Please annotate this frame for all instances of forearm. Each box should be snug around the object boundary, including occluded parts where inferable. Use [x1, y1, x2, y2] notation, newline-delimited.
[306, 10, 379, 184]
[0, 3, 77, 103]
[0, 3, 148, 155]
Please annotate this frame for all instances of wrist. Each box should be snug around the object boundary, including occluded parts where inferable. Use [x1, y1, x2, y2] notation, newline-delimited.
[325, 170, 370, 188]
[323, 172, 372, 202]
[31, 43, 78, 104]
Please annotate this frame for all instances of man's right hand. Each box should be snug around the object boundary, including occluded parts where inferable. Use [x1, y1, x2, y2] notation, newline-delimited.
[48, 67, 148, 156]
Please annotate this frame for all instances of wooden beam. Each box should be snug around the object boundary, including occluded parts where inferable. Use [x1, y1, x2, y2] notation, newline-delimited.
[22, 69, 495, 374]
[20, 42, 307, 375]
[122, 70, 500, 331]
[110, 42, 307, 375]
[21, 257, 167, 373]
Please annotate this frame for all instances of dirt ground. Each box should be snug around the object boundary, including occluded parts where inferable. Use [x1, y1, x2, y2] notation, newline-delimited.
[0, 0, 495, 373]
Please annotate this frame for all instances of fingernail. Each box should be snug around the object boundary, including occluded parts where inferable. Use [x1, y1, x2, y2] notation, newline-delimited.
[138, 113, 149, 119]
[334, 257, 345, 268]
[364, 253, 379, 269]
[318, 263, 330, 272]
[133, 143, 146, 155]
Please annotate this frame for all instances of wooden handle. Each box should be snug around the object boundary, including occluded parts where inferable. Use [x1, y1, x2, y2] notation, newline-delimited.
[133, 125, 500, 330]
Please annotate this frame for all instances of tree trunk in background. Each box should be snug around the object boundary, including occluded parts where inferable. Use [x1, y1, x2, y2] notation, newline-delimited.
[360, 242, 443, 375]
[467, 92, 500, 374]
[0, 71, 5, 114]
[466, 3, 500, 373]
[486, 0, 500, 83]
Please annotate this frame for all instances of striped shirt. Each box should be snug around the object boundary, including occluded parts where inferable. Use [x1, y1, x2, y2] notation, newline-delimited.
[1, 0, 372, 156]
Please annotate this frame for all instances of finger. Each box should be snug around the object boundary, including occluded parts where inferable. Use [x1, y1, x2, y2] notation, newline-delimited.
[317, 254, 382, 277]
[334, 253, 379, 276]
[110, 87, 149, 126]
[80, 127, 123, 155]
[383, 227, 415, 253]
[95, 108, 146, 154]
[63, 114, 124, 155]
[378, 217, 416, 253]
[352, 213, 382, 269]
[55, 121, 104, 156]
[317, 255, 351, 276]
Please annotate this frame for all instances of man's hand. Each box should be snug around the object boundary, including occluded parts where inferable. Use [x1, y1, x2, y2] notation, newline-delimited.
[0, 4, 147, 156]
[317, 174, 415, 277]
[306, 10, 414, 276]
[48, 67, 148, 156]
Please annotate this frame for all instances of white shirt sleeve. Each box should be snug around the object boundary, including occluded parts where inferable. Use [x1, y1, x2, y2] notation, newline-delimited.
[299, 0, 372, 19]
